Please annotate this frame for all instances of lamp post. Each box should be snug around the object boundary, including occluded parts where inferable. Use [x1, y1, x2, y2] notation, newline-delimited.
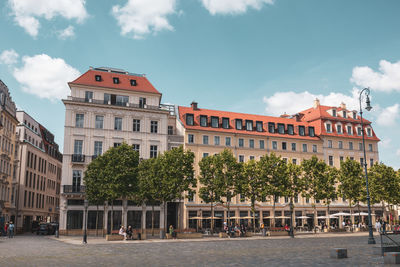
[359, 87, 376, 245]
[83, 199, 88, 244]
[289, 201, 294, 238]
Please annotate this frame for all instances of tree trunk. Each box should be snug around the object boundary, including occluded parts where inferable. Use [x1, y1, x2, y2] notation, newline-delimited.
[103, 203, 106, 237]
[349, 200, 353, 232]
[327, 202, 330, 229]
[95, 204, 99, 237]
[272, 196, 276, 227]
[111, 200, 114, 235]
[227, 201, 231, 225]
[210, 201, 214, 236]
[151, 205, 154, 236]
[381, 201, 385, 222]
[313, 202, 317, 233]
[357, 201, 361, 226]
[164, 201, 167, 238]
[252, 197, 256, 234]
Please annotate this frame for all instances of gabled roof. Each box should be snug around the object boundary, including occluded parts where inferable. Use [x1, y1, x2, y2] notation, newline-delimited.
[69, 69, 161, 95]
[299, 105, 371, 124]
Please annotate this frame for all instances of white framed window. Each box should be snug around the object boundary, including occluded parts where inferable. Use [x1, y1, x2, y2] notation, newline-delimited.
[188, 134, 194, 144]
[347, 125, 352, 135]
[203, 135, 209, 145]
[95, 115, 104, 129]
[328, 140, 332, 148]
[239, 155, 244, 162]
[214, 136, 220, 145]
[272, 141, 277, 150]
[75, 114, 84, 128]
[114, 117, 122, 131]
[326, 123, 332, 133]
[94, 141, 102, 156]
[150, 145, 158, 158]
[259, 140, 265, 149]
[336, 124, 342, 134]
[238, 138, 244, 147]
[249, 139, 254, 148]
[225, 137, 231, 146]
[133, 119, 140, 132]
[150, 121, 158, 133]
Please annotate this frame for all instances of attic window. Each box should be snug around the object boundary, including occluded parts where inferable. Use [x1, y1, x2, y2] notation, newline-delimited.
[353, 112, 357, 119]
[130, 79, 137, 86]
[95, 75, 102, 82]
[113, 77, 120, 84]
[332, 109, 336, 117]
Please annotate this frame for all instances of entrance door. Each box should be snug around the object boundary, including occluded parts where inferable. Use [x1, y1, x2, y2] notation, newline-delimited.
[167, 202, 178, 230]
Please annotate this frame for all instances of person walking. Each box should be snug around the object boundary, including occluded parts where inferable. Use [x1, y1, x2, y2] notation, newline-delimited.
[8, 222, 15, 238]
[375, 220, 381, 232]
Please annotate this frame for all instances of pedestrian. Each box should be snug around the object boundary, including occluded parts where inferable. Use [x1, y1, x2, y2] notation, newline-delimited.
[169, 225, 176, 239]
[382, 221, 387, 234]
[375, 220, 381, 232]
[119, 225, 126, 240]
[8, 221, 14, 238]
[5, 222, 9, 237]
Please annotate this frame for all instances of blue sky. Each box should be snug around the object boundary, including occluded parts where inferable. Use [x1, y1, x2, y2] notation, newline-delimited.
[1, 0, 400, 169]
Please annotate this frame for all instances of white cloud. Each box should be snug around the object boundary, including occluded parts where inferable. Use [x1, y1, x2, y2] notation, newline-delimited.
[201, 0, 274, 15]
[263, 88, 360, 116]
[376, 104, 399, 127]
[8, 0, 88, 37]
[13, 54, 80, 101]
[112, 0, 177, 39]
[0, 49, 19, 65]
[351, 60, 400, 92]
[397, 149, 400, 157]
[58, 25, 75, 40]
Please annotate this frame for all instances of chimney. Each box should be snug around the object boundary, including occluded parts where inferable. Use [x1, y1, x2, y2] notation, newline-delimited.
[191, 101, 198, 110]
[340, 102, 346, 110]
[313, 98, 320, 109]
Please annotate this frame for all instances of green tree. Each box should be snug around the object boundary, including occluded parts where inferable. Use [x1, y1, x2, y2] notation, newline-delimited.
[84, 143, 140, 234]
[259, 153, 286, 227]
[323, 166, 339, 228]
[338, 158, 364, 225]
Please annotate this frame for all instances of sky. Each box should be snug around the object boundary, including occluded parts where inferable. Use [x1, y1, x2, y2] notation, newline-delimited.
[0, 0, 399, 169]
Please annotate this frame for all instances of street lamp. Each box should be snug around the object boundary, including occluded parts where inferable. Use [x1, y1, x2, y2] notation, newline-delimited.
[359, 87, 375, 245]
[83, 199, 88, 244]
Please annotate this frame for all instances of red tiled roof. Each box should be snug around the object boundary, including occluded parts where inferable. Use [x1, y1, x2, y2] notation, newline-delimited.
[69, 69, 161, 95]
[178, 106, 320, 141]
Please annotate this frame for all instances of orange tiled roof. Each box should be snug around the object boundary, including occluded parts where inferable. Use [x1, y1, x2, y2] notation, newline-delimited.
[178, 106, 320, 140]
[69, 69, 161, 95]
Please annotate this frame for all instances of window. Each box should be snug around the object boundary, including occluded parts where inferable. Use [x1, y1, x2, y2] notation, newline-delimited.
[349, 142, 353, 150]
[95, 75, 101, 82]
[268, 122, 275, 133]
[238, 138, 244, 147]
[113, 77, 119, 84]
[72, 170, 81, 191]
[200, 115, 208, 127]
[249, 156, 255, 160]
[326, 123, 332, 133]
[214, 136, 220, 145]
[272, 141, 277, 150]
[256, 121, 263, 132]
[313, 144, 317, 153]
[291, 143, 296, 151]
[235, 119, 242, 130]
[292, 159, 297, 165]
[188, 134, 194, 144]
[360, 158, 364, 166]
[338, 141, 343, 149]
[332, 109, 336, 117]
[132, 144, 140, 152]
[239, 155, 244, 163]
[347, 125, 352, 135]
[282, 142, 287, 150]
[114, 143, 121, 148]
[357, 127, 362, 136]
[302, 144, 308, 152]
[139, 97, 146, 108]
[95, 115, 104, 129]
[150, 145, 158, 158]
[168, 126, 173, 135]
[211, 116, 219, 128]
[337, 125, 342, 134]
[225, 137, 231, 146]
[186, 114, 194, 126]
[249, 139, 254, 148]
[203, 153, 209, 158]
[309, 127, 315, 137]
[85, 91, 93, 102]
[287, 124, 294, 135]
[94, 141, 102, 156]
[368, 144, 373, 152]
[222, 118, 229, 129]
[130, 79, 137, 86]
[114, 117, 122, 130]
[359, 143, 363, 151]
[353, 112, 357, 119]
[340, 156, 344, 162]
[328, 140, 332, 148]
[259, 140, 265, 149]
[329, 156, 333, 166]
[203, 135, 209, 145]
[350, 157, 354, 160]
[75, 114, 84, 128]
[74, 140, 83, 155]
[133, 119, 140, 132]
[116, 95, 129, 106]
[278, 123, 285, 134]
[343, 110, 347, 118]
[299, 126, 305, 136]
[246, 120, 253, 131]
[367, 128, 372, 137]
[370, 158, 374, 167]
[150, 121, 158, 133]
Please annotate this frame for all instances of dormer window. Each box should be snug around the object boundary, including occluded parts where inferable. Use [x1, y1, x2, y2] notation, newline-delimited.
[130, 79, 137, 86]
[277, 123, 285, 134]
[256, 121, 263, 132]
[347, 125, 352, 135]
[367, 128, 372, 137]
[268, 122, 275, 133]
[113, 77, 119, 84]
[245, 120, 253, 131]
[235, 119, 243, 130]
[200, 115, 208, 127]
[299, 126, 305, 136]
[186, 114, 194, 126]
[353, 111, 357, 120]
[326, 123, 332, 133]
[332, 109, 336, 117]
[222, 118, 229, 129]
[287, 124, 294, 135]
[357, 126, 362, 136]
[343, 110, 347, 118]
[337, 124, 342, 134]
[211, 116, 219, 128]
[309, 127, 315, 137]
[95, 75, 102, 82]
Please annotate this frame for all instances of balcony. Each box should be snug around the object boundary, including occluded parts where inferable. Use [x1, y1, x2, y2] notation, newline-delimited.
[67, 97, 161, 111]
[71, 154, 85, 163]
[63, 185, 86, 194]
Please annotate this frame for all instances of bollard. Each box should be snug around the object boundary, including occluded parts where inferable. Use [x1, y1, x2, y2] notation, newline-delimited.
[55, 229, 59, 238]
[383, 252, 400, 264]
[330, 248, 347, 259]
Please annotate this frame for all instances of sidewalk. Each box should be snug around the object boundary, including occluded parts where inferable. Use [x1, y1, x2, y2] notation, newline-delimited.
[49, 231, 377, 246]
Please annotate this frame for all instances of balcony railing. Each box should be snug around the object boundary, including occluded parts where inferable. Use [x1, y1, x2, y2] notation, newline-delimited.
[63, 185, 86, 194]
[67, 97, 161, 111]
[71, 154, 85, 163]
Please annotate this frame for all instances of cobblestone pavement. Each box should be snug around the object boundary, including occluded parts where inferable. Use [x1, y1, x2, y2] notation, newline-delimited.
[0, 233, 386, 266]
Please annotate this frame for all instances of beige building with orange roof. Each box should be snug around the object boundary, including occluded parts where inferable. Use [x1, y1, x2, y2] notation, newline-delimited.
[177, 100, 381, 231]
